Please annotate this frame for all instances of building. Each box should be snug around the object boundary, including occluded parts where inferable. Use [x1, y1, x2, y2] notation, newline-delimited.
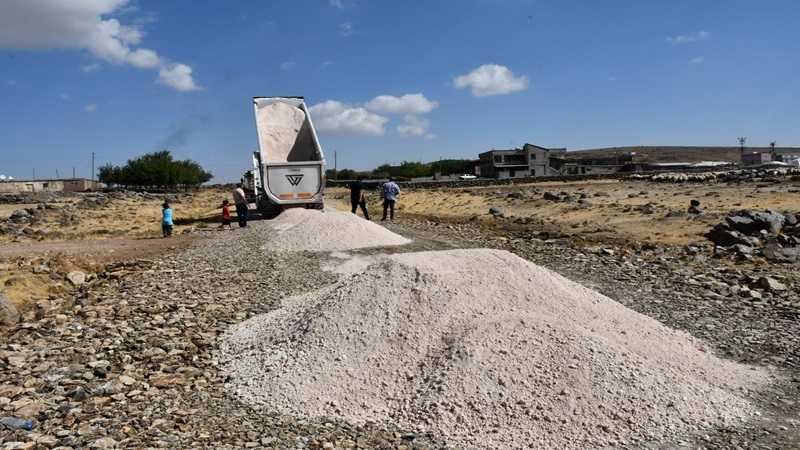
[562, 153, 635, 175]
[742, 152, 774, 166]
[478, 144, 566, 178]
[742, 150, 800, 166]
[0, 178, 97, 193]
[778, 151, 800, 165]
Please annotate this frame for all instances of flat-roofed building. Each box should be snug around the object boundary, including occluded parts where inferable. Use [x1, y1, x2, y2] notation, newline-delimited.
[479, 144, 566, 178]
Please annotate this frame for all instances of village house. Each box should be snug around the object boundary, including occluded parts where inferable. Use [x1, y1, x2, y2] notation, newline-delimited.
[0, 178, 96, 194]
[478, 144, 566, 178]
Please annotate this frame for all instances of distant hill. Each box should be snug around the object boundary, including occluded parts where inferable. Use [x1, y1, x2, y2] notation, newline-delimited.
[564, 146, 798, 164]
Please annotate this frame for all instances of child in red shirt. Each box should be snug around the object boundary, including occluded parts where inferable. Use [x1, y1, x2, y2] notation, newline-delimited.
[220, 199, 232, 230]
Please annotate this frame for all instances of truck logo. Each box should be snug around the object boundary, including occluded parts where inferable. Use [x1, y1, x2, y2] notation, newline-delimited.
[286, 174, 304, 186]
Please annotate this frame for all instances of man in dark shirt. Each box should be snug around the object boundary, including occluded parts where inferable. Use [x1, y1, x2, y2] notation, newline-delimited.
[347, 176, 370, 220]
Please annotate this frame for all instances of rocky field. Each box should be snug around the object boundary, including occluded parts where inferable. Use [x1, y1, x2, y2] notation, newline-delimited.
[1, 166, 800, 449]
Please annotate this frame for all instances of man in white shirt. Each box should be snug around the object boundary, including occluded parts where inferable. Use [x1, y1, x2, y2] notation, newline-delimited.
[380, 178, 400, 221]
[232, 183, 249, 227]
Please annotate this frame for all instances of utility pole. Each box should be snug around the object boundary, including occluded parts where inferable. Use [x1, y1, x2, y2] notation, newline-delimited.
[738, 137, 746, 164]
[56, 169, 59, 179]
[91, 152, 95, 189]
[334, 150, 338, 181]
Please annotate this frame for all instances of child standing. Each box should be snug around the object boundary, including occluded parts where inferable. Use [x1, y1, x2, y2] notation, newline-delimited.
[220, 199, 232, 230]
[161, 202, 174, 238]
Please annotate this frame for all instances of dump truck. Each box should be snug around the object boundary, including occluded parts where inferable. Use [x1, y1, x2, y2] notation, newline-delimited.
[243, 97, 326, 218]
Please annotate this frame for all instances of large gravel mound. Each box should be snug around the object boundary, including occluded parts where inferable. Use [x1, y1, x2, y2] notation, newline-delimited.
[220, 248, 769, 449]
[263, 208, 411, 251]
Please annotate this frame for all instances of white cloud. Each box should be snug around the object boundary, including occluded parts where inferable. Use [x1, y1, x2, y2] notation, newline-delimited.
[667, 31, 710, 44]
[125, 48, 160, 68]
[329, 0, 354, 9]
[339, 21, 355, 36]
[309, 100, 389, 135]
[0, 1, 198, 91]
[454, 64, 528, 97]
[158, 63, 200, 92]
[690, 56, 704, 64]
[280, 61, 296, 71]
[311, 94, 438, 137]
[84, 103, 97, 112]
[81, 63, 102, 73]
[60, 93, 71, 100]
[397, 115, 434, 139]
[365, 93, 439, 114]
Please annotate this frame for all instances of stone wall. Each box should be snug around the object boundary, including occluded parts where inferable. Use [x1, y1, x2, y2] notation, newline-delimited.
[326, 165, 800, 191]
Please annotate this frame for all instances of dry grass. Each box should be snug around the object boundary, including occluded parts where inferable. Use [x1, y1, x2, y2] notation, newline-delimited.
[3, 178, 799, 315]
[327, 178, 800, 246]
[0, 187, 232, 243]
[0, 187, 232, 312]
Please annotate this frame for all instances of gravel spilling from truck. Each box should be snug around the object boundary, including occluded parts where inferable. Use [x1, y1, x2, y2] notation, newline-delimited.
[255, 101, 316, 163]
[262, 207, 411, 252]
[220, 248, 769, 450]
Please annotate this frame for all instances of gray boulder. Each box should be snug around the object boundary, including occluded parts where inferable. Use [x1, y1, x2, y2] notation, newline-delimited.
[0, 293, 20, 326]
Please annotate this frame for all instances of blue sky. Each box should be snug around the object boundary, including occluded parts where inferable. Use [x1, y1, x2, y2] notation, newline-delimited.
[1, 1, 799, 183]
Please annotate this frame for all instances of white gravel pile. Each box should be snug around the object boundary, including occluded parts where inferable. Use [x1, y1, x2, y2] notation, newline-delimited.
[263, 208, 411, 252]
[255, 102, 316, 163]
[220, 248, 769, 449]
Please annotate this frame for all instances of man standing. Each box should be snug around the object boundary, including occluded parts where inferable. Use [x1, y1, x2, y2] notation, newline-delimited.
[232, 183, 249, 228]
[347, 175, 370, 220]
[380, 177, 400, 221]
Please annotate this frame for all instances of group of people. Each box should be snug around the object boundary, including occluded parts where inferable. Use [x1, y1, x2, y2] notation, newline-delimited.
[348, 176, 401, 221]
[160, 183, 251, 238]
[161, 179, 398, 238]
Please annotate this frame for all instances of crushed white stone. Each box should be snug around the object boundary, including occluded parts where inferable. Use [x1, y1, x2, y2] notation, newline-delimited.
[262, 208, 411, 252]
[255, 102, 317, 163]
[220, 248, 769, 450]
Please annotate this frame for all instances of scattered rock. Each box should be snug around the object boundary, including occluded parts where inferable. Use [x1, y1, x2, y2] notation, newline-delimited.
[0, 293, 20, 326]
[66, 271, 87, 286]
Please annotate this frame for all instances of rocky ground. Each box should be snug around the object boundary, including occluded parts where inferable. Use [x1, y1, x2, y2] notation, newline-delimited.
[1, 171, 800, 449]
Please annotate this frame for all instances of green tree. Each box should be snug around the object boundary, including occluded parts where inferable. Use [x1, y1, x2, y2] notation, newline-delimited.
[97, 163, 122, 187]
[434, 159, 474, 175]
[173, 159, 213, 189]
[372, 164, 401, 179]
[399, 161, 432, 178]
[98, 150, 212, 190]
[338, 168, 357, 180]
[326, 168, 358, 180]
